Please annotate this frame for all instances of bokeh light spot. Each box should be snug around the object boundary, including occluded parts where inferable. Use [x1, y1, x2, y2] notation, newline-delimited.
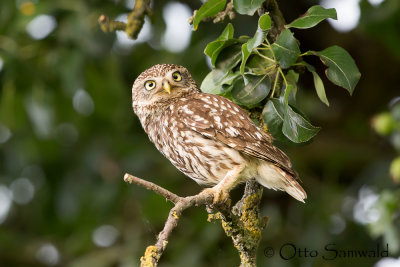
[320, 0, 360, 32]
[92, 225, 119, 247]
[0, 186, 13, 224]
[125, 0, 134, 9]
[26, 14, 57, 40]
[0, 56, 4, 72]
[114, 14, 152, 49]
[10, 178, 35, 205]
[353, 186, 380, 224]
[25, 98, 54, 138]
[162, 2, 192, 53]
[0, 122, 12, 144]
[329, 214, 346, 234]
[73, 89, 94, 116]
[375, 256, 400, 267]
[368, 0, 385, 6]
[36, 243, 59, 266]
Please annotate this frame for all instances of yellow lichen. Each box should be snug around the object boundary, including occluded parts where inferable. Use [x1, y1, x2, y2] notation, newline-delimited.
[221, 219, 234, 235]
[207, 212, 222, 222]
[172, 211, 179, 219]
[162, 240, 168, 250]
[140, 245, 160, 267]
[238, 192, 263, 250]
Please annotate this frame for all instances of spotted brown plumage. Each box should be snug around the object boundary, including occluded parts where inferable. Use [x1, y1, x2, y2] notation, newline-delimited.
[132, 64, 307, 202]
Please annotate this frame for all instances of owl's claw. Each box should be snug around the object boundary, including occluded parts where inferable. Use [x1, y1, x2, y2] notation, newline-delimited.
[203, 187, 229, 204]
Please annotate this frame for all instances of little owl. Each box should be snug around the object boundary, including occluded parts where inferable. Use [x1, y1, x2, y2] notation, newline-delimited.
[132, 64, 307, 203]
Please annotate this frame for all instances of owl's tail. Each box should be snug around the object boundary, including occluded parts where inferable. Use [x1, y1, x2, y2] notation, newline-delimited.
[255, 162, 307, 203]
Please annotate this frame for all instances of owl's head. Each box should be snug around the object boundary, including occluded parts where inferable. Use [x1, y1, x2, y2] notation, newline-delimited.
[132, 64, 199, 111]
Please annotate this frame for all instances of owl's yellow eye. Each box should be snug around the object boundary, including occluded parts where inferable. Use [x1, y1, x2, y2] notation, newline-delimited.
[144, 80, 156, 90]
[172, 71, 182, 82]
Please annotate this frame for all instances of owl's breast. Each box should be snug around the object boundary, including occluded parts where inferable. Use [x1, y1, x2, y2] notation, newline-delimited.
[146, 109, 246, 186]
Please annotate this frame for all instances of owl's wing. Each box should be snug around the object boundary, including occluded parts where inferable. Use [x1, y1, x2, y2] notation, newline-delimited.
[175, 93, 297, 177]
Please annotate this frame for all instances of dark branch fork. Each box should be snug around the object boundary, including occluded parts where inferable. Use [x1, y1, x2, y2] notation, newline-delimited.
[124, 173, 268, 267]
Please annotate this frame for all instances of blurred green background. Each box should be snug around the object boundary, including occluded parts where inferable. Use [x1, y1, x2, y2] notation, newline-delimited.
[1, 0, 400, 266]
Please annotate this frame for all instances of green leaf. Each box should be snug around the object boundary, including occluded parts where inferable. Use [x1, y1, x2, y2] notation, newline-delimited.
[215, 44, 242, 71]
[231, 74, 270, 106]
[247, 13, 271, 52]
[283, 70, 299, 104]
[201, 70, 240, 94]
[204, 24, 237, 66]
[271, 29, 300, 69]
[258, 12, 271, 30]
[233, 0, 265, 15]
[246, 50, 275, 75]
[286, 5, 337, 29]
[309, 46, 361, 94]
[201, 44, 242, 95]
[240, 43, 251, 74]
[263, 98, 320, 143]
[204, 23, 234, 57]
[193, 0, 227, 30]
[312, 71, 329, 106]
[262, 98, 289, 142]
[305, 63, 329, 106]
[282, 104, 320, 143]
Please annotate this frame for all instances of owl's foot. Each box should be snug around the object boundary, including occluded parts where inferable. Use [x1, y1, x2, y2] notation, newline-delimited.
[202, 186, 229, 204]
[203, 164, 245, 204]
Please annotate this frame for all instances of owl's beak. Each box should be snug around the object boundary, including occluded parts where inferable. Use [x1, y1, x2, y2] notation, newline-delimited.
[163, 80, 171, 94]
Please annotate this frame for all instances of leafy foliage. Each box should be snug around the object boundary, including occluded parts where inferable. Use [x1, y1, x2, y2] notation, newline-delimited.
[197, 4, 361, 143]
[193, 0, 227, 29]
[233, 0, 266, 16]
[246, 13, 271, 52]
[286, 5, 337, 29]
[306, 46, 361, 94]
[271, 29, 300, 69]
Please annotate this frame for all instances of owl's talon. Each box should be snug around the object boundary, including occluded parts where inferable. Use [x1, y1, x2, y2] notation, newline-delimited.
[203, 187, 229, 204]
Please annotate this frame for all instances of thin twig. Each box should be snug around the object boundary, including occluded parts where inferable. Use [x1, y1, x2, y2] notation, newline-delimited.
[124, 173, 266, 267]
[98, 0, 151, 39]
[124, 173, 180, 204]
[124, 173, 214, 266]
[154, 191, 214, 256]
[98, 15, 126, 33]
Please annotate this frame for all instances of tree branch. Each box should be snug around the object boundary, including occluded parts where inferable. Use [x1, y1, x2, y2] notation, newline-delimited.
[124, 174, 180, 204]
[209, 180, 268, 266]
[262, 0, 286, 40]
[124, 173, 266, 267]
[98, 0, 151, 39]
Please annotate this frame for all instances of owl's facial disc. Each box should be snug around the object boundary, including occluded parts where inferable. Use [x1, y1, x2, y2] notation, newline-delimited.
[132, 64, 200, 109]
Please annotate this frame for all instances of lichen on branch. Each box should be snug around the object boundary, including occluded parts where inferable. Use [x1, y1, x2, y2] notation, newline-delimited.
[124, 173, 267, 267]
[98, 0, 151, 39]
